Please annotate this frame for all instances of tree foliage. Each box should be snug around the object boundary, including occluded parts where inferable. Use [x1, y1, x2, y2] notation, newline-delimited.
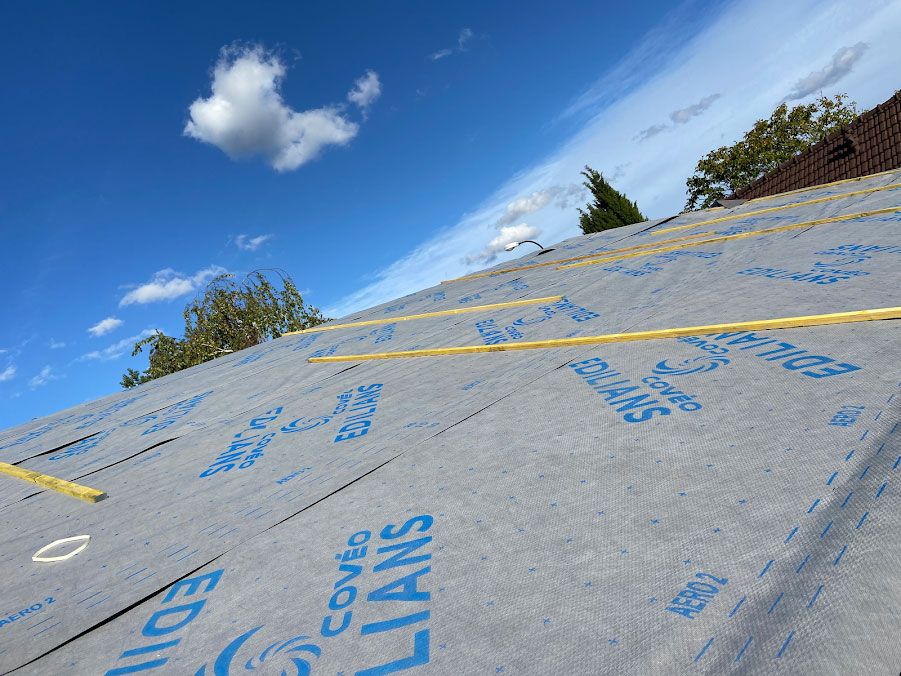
[577, 166, 645, 234]
[684, 93, 862, 211]
[121, 269, 327, 388]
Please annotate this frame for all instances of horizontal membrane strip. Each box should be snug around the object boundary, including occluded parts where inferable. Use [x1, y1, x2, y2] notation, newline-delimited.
[653, 181, 901, 235]
[441, 232, 716, 284]
[558, 207, 901, 270]
[443, 182, 901, 285]
[283, 296, 565, 335]
[0, 461, 108, 503]
[308, 307, 901, 362]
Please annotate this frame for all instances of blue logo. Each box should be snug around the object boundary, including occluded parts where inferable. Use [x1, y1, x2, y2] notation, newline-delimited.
[195, 625, 321, 676]
[280, 416, 331, 433]
[652, 356, 730, 376]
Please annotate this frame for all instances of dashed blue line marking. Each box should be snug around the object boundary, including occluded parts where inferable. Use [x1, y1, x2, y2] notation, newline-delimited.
[785, 527, 798, 543]
[86, 595, 111, 609]
[888, 393, 895, 404]
[176, 549, 198, 562]
[860, 429, 869, 441]
[892, 422, 899, 434]
[77, 592, 101, 605]
[124, 567, 147, 580]
[808, 585, 824, 608]
[859, 466, 870, 480]
[877, 443, 885, 455]
[694, 637, 714, 662]
[166, 546, 188, 558]
[893, 456, 901, 470]
[834, 545, 848, 566]
[734, 637, 753, 662]
[776, 631, 795, 658]
[759, 560, 774, 578]
[27, 616, 54, 630]
[767, 592, 784, 614]
[841, 492, 853, 508]
[856, 512, 869, 529]
[876, 483, 887, 499]
[820, 521, 833, 538]
[795, 554, 811, 574]
[845, 449, 855, 462]
[826, 471, 838, 485]
[808, 499, 820, 513]
[33, 621, 61, 637]
[729, 596, 746, 617]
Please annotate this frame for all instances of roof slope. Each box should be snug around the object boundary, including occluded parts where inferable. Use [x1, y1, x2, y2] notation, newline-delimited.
[1, 171, 900, 675]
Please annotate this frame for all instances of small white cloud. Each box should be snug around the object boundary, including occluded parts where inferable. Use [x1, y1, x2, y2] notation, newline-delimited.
[428, 27, 477, 61]
[49, 339, 66, 349]
[88, 317, 124, 337]
[786, 42, 868, 100]
[81, 329, 159, 362]
[235, 234, 273, 251]
[634, 94, 721, 142]
[429, 49, 453, 61]
[669, 94, 721, 124]
[347, 70, 382, 112]
[458, 28, 474, 50]
[634, 123, 669, 142]
[120, 266, 227, 306]
[0, 365, 15, 382]
[464, 223, 542, 266]
[496, 185, 585, 227]
[29, 365, 59, 388]
[184, 44, 363, 172]
[496, 191, 555, 227]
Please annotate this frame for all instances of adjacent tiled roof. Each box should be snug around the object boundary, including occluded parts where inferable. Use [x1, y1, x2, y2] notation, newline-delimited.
[732, 92, 901, 199]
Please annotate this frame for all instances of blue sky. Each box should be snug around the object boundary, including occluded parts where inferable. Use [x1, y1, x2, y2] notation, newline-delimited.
[1, 0, 899, 429]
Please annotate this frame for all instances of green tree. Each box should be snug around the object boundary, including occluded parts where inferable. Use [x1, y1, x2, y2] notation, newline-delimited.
[121, 269, 327, 388]
[684, 93, 862, 211]
[577, 166, 645, 234]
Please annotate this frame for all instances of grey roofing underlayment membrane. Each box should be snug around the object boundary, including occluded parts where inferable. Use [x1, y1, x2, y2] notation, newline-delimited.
[1, 172, 900, 675]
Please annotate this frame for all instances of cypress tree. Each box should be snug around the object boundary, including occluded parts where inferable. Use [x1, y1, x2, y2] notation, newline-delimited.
[577, 166, 645, 234]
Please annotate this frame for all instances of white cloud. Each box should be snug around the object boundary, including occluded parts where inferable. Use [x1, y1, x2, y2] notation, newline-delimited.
[669, 94, 721, 124]
[429, 28, 476, 60]
[81, 329, 159, 362]
[0, 365, 15, 382]
[120, 266, 227, 306]
[88, 317, 124, 337]
[429, 49, 453, 61]
[464, 224, 542, 266]
[326, 0, 901, 319]
[458, 28, 474, 50]
[785, 42, 868, 100]
[29, 365, 59, 388]
[184, 44, 368, 172]
[496, 185, 585, 227]
[635, 123, 669, 142]
[635, 94, 721, 141]
[235, 234, 273, 251]
[347, 70, 382, 112]
[496, 191, 555, 227]
[49, 339, 66, 349]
